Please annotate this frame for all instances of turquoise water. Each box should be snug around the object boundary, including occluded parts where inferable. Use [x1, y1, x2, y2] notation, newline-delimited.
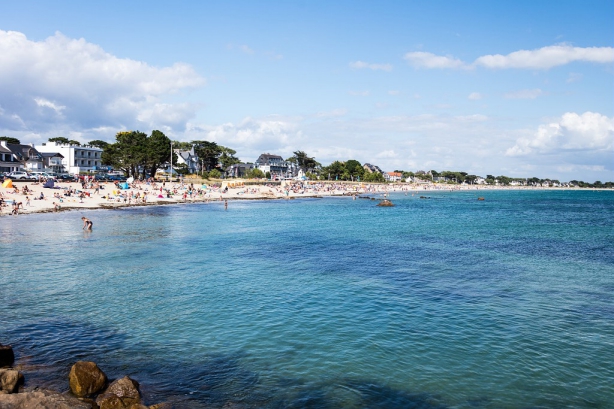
[1, 190, 613, 408]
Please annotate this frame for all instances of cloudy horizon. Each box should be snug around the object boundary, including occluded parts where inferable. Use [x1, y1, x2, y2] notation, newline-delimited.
[0, 1, 612, 182]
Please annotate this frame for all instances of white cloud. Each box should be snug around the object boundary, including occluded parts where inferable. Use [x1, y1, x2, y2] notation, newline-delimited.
[348, 90, 370, 96]
[0, 30, 204, 143]
[404, 52, 466, 69]
[506, 112, 614, 156]
[468, 92, 483, 100]
[566, 72, 583, 83]
[349, 61, 393, 72]
[504, 89, 543, 99]
[474, 45, 614, 69]
[404, 45, 614, 70]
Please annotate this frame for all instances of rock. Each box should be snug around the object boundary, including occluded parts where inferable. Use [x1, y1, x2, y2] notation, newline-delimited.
[0, 344, 14, 368]
[69, 361, 107, 398]
[0, 368, 24, 393]
[148, 403, 173, 409]
[96, 376, 141, 409]
[377, 199, 394, 207]
[0, 388, 91, 409]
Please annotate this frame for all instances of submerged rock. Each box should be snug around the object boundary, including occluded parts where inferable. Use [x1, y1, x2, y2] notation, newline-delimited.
[0, 388, 91, 409]
[377, 199, 394, 207]
[69, 361, 107, 398]
[0, 368, 24, 393]
[0, 344, 14, 368]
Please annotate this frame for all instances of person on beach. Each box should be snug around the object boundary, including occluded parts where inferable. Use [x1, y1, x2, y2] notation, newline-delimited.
[225, 199, 228, 210]
[81, 216, 93, 231]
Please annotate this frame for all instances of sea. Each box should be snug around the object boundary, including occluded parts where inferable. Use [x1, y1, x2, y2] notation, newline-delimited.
[1, 189, 613, 408]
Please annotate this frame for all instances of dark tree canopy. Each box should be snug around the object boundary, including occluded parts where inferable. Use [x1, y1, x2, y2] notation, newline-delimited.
[88, 140, 110, 149]
[0, 136, 21, 144]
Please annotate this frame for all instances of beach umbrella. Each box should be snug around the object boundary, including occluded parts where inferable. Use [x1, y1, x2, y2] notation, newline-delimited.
[2, 179, 13, 188]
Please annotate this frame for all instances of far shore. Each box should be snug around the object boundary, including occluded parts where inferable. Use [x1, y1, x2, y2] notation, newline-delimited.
[0, 177, 609, 217]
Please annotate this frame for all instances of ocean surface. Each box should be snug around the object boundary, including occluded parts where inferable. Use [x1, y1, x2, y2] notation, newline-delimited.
[1, 190, 613, 408]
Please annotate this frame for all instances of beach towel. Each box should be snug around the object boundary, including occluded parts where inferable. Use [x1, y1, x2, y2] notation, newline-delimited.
[119, 182, 130, 189]
[43, 179, 55, 188]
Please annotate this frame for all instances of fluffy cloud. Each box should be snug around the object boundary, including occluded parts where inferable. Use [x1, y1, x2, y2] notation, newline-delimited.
[506, 112, 614, 156]
[475, 45, 614, 69]
[0, 30, 204, 142]
[405, 45, 614, 70]
[349, 61, 393, 71]
[404, 52, 465, 69]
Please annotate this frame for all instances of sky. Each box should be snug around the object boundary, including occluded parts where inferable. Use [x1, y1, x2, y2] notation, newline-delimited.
[0, 0, 612, 181]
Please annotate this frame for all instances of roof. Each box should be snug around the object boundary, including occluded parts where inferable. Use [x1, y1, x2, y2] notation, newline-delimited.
[41, 152, 64, 158]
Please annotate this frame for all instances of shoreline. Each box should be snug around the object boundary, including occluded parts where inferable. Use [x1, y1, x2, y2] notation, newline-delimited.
[1, 179, 610, 217]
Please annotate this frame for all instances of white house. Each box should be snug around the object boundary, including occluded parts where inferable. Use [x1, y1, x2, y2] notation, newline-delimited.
[36, 142, 104, 175]
[174, 146, 199, 174]
[3, 142, 44, 172]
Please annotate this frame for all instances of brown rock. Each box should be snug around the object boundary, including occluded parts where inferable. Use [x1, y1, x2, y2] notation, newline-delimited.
[69, 361, 107, 398]
[376, 199, 394, 207]
[0, 388, 92, 408]
[148, 403, 173, 409]
[0, 368, 24, 393]
[96, 376, 141, 409]
[0, 344, 14, 368]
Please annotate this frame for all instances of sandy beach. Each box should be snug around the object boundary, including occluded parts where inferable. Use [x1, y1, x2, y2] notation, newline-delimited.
[0, 177, 585, 216]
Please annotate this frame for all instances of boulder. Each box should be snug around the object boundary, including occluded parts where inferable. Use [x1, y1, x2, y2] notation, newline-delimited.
[69, 361, 107, 398]
[96, 376, 141, 409]
[0, 344, 14, 368]
[376, 199, 394, 207]
[0, 368, 24, 393]
[0, 388, 91, 409]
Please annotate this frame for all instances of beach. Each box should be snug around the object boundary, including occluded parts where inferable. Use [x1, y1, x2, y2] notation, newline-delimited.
[0, 177, 579, 216]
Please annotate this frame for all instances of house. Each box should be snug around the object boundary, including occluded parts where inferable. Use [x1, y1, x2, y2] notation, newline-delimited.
[384, 172, 403, 182]
[225, 163, 254, 178]
[36, 142, 103, 175]
[40, 152, 65, 173]
[0, 142, 22, 173]
[255, 153, 293, 178]
[4, 143, 44, 171]
[363, 163, 383, 174]
[174, 146, 199, 174]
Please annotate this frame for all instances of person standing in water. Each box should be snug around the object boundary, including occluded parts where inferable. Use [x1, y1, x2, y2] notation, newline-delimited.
[81, 216, 93, 231]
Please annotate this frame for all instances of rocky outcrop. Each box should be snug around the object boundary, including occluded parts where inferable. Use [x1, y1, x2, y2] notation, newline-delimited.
[69, 361, 108, 398]
[0, 368, 24, 393]
[96, 376, 142, 409]
[0, 344, 14, 368]
[0, 388, 91, 409]
[377, 199, 394, 207]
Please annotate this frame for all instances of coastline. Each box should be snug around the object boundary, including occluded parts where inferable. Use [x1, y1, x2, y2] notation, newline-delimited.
[1, 178, 609, 217]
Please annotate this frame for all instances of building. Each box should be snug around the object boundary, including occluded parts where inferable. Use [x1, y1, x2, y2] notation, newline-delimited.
[174, 146, 199, 174]
[3, 143, 44, 172]
[0, 142, 22, 173]
[36, 142, 104, 175]
[40, 152, 65, 173]
[384, 172, 403, 182]
[363, 163, 384, 174]
[255, 153, 293, 178]
[225, 163, 255, 178]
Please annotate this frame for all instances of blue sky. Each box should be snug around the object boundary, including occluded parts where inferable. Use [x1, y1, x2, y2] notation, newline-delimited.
[0, 0, 612, 181]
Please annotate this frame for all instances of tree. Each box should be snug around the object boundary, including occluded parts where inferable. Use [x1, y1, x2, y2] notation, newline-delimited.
[68, 140, 81, 146]
[322, 161, 346, 180]
[102, 131, 148, 177]
[363, 171, 385, 182]
[88, 140, 109, 149]
[143, 130, 172, 178]
[219, 146, 241, 169]
[345, 159, 364, 180]
[209, 168, 222, 179]
[246, 168, 265, 179]
[0, 136, 20, 144]
[288, 151, 319, 172]
[49, 137, 70, 144]
[192, 141, 222, 171]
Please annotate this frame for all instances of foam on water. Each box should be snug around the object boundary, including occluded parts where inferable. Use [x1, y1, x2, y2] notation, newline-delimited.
[1, 190, 613, 408]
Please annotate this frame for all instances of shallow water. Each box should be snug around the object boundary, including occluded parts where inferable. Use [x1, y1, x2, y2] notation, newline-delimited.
[1, 190, 613, 408]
